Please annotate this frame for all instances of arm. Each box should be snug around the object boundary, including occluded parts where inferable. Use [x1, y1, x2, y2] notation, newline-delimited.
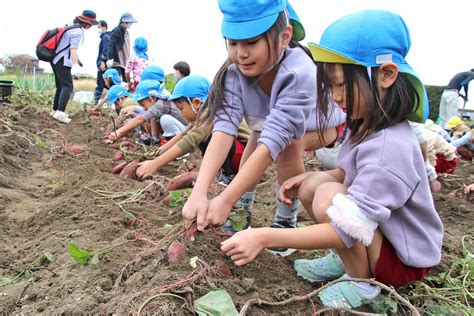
[136, 144, 186, 179]
[221, 224, 344, 266]
[70, 48, 79, 65]
[159, 134, 182, 153]
[109, 115, 146, 140]
[90, 96, 108, 112]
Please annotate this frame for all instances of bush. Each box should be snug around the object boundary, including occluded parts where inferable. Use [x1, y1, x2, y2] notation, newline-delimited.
[426, 85, 445, 121]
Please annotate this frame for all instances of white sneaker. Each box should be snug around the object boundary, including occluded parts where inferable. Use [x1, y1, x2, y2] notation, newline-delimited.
[49, 110, 57, 117]
[53, 111, 71, 124]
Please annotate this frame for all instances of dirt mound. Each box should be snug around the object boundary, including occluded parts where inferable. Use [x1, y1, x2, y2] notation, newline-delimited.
[0, 105, 472, 314]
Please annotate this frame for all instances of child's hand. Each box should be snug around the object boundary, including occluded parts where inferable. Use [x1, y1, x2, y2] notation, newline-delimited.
[221, 228, 265, 266]
[108, 131, 122, 141]
[120, 107, 136, 117]
[206, 195, 233, 227]
[280, 173, 309, 204]
[136, 160, 158, 179]
[464, 183, 474, 195]
[182, 193, 209, 231]
[429, 180, 442, 193]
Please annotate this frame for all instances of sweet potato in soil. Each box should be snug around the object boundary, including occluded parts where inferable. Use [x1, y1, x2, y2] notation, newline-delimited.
[166, 171, 199, 191]
[119, 161, 140, 179]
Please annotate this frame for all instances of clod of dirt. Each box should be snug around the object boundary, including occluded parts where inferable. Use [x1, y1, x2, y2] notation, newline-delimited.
[167, 241, 185, 264]
[215, 259, 232, 277]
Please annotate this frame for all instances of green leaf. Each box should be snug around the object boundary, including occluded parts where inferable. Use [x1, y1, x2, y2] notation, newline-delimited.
[34, 135, 46, 149]
[169, 188, 192, 207]
[68, 242, 90, 264]
[40, 252, 54, 263]
[159, 224, 174, 235]
[24, 270, 35, 283]
[0, 277, 15, 286]
[228, 210, 248, 232]
[362, 294, 398, 313]
[90, 250, 100, 266]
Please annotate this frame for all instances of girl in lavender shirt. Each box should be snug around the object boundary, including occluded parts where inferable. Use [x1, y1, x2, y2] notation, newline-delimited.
[221, 10, 443, 309]
[182, 0, 343, 257]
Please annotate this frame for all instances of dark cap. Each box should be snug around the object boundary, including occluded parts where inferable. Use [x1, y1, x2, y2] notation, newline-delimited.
[77, 10, 98, 25]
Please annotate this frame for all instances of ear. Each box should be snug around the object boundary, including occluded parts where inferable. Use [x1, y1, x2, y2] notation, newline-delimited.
[378, 62, 399, 88]
[280, 24, 293, 48]
[192, 98, 202, 110]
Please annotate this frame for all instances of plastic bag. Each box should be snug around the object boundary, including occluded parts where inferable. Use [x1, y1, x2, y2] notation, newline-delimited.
[194, 289, 238, 316]
[73, 91, 94, 105]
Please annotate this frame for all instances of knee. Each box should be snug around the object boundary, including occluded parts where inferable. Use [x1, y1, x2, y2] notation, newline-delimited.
[313, 182, 348, 223]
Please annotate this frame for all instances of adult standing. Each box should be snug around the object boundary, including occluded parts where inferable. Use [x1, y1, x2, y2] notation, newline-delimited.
[51, 10, 98, 123]
[439, 69, 474, 129]
[106, 13, 137, 82]
[93, 20, 111, 105]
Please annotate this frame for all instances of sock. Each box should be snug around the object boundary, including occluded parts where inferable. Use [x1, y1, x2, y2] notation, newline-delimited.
[234, 191, 255, 214]
[273, 182, 299, 228]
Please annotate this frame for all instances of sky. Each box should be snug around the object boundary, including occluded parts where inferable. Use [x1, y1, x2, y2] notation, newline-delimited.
[0, 0, 473, 87]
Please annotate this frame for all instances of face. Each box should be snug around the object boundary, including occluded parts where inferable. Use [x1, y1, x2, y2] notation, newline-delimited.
[328, 64, 366, 120]
[227, 36, 272, 77]
[98, 25, 106, 33]
[138, 97, 154, 110]
[123, 22, 132, 29]
[175, 99, 198, 122]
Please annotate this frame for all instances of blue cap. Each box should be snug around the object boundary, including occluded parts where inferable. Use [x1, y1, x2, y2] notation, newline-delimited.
[219, 0, 305, 41]
[141, 65, 165, 83]
[103, 68, 122, 85]
[107, 85, 130, 105]
[133, 79, 168, 101]
[168, 75, 211, 103]
[308, 10, 427, 123]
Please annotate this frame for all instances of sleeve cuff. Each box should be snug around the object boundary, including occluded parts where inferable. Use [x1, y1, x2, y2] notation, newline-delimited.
[327, 193, 378, 246]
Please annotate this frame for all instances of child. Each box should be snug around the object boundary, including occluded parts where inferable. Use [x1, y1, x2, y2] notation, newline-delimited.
[108, 79, 187, 143]
[125, 37, 149, 91]
[447, 116, 473, 161]
[136, 74, 250, 182]
[90, 68, 126, 112]
[220, 10, 444, 309]
[106, 84, 131, 115]
[182, 0, 343, 255]
[173, 61, 191, 82]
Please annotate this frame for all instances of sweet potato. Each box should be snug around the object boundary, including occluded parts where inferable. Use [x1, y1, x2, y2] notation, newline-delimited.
[166, 172, 199, 191]
[160, 194, 171, 205]
[64, 144, 85, 156]
[113, 151, 124, 161]
[111, 161, 128, 174]
[215, 259, 232, 277]
[119, 161, 139, 179]
[167, 241, 185, 264]
[109, 142, 118, 149]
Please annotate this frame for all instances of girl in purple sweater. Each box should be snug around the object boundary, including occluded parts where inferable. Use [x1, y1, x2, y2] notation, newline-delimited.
[221, 10, 443, 309]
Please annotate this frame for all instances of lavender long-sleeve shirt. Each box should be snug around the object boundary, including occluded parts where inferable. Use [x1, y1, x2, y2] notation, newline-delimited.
[53, 26, 83, 67]
[332, 121, 443, 268]
[213, 46, 344, 160]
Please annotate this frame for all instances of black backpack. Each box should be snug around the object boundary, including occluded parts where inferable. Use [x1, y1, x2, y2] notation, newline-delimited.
[36, 25, 81, 62]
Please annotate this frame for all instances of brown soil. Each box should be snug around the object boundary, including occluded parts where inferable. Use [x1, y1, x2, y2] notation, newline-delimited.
[0, 105, 472, 314]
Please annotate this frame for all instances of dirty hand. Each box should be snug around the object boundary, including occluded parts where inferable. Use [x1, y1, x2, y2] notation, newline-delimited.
[429, 180, 442, 193]
[206, 195, 233, 228]
[221, 228, 265, 266]
[464, 183, 474, 195]
[136, 160, 158, 179]
[108, 131, 122, 141]
[182, 193, 209, 231]
[279, 173, 309, 204]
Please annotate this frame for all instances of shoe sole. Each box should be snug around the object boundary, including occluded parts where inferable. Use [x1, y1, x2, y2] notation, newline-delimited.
[265, 247, 298, 257]
[294, 271, 340, 283]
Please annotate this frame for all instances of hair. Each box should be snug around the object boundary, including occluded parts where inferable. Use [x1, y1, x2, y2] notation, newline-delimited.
[200, 10, 310, 126]
[316, 63, 420, 144]
[173, 62, 191, 77]
[99, 20, 108, 29]
[73, 18, 91, 28]
[104, 78, 114, 88]
[173, 97, 192, 105]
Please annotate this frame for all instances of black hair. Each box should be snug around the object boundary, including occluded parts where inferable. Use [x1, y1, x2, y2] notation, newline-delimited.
[99, 20, 108, 29]
[173, 62, 191, 77]
[73, 18, 91, 28]
[173, 97, 191, 105]
[200, 10, 310, 126]
[316, 63, 420, 144]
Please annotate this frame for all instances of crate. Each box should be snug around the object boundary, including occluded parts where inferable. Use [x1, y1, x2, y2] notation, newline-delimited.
[0, 80, 14, 104]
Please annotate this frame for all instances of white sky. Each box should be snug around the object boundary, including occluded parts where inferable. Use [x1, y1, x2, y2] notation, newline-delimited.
[0, 0, 473, 86]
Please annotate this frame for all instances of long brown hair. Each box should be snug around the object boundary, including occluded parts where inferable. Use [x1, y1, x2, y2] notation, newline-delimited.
[316, 63, 420, 144]
[199, 11, 311, 126]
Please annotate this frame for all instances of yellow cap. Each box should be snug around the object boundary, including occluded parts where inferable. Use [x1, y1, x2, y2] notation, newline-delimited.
[447, 116, 463, 129]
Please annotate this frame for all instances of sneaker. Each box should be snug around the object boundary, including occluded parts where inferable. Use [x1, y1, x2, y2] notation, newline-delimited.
[318, 274, 381, 309]
[294, 251, 345, 282]
[49, 110, 57, 117]
[53, 111, 71, 124]
[266, 217, 298, 257]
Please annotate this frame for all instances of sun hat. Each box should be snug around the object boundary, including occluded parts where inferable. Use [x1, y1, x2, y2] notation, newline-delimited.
[141, 66, 165, 83]
[133, 80, 167, 102]
[77, 10, 98, 26]
[107, 85, 131, 105]
[446, 116, 463, 129]
[219, 0, 305, 41]
[168, 75, 211, 103]
[133, 37, 148, 60]
[120, 12, 137, 23]
[103, 68, 122, 85]
[308, 10, 428, 123]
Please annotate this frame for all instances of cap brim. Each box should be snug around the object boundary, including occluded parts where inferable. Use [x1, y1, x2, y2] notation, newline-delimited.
[287, 2, 305, 41]
[122, 18, 137, 23]
[308, 42, 359, 64]
[77, 16, 98, 25]
[221, 13, 278, 40]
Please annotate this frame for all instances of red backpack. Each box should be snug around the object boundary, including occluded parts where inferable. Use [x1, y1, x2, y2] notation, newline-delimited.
[36, 25, 81, 62]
